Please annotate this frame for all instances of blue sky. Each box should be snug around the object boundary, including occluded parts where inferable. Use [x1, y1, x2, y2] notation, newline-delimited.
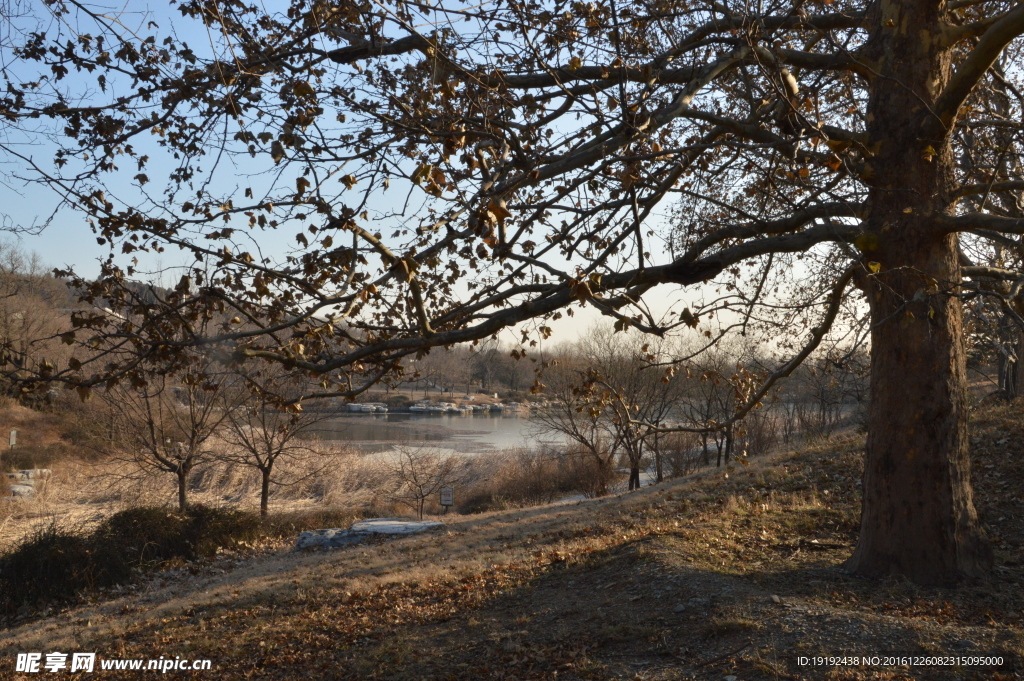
[0, 0, 754, 349]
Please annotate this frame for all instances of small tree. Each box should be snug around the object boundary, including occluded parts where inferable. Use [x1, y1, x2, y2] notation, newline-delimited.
[385, 447, 462, 520]
[534, 327, 684, 491]
[220, 377, 330, 517]
[106, 367, 237, 511]
[530, 357, 620, 495]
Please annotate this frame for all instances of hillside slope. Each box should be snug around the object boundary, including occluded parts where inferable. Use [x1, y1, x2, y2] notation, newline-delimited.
[3, 404, 1024, 680]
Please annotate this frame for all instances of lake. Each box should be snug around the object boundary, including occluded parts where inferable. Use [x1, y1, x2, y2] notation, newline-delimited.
[309, 412, 567, 456]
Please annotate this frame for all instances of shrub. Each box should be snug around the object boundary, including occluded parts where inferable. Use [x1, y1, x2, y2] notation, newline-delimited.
[0, 505, 261, 621]
[658, 432, 702, 478]
[0, 523, 126, 619]
[559, 445, 617, 498]
[92, 505, 259, 566]
[186, 505, 260, 555]
[738, 411, 780, 458]
[92, 507, 193, 565]
[2, 442, 73, 471]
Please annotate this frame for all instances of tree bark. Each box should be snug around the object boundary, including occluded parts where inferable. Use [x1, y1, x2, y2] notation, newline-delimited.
[847, 0, 992, 585]
[850, 226, 991, 583]
[1015, 333, 1024, 398]
[628, 466, 640, 490]
[998, 326, 1024, 398]
[260, 467, 272, 519]
[176, 467, 188, 512]
[654, 435, 664, 484]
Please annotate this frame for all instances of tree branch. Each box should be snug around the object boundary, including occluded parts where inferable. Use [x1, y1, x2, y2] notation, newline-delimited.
[931, 2, 1024, 134]
[327, 33, 431, 64]
[938, 212, 1024, 234]
[646, 262, 859, 434]
[954, 180, 1024, 198]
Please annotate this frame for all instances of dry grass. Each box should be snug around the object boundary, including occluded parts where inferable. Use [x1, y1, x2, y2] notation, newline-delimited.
[1, 441, 616, 552]
[0, 444, 380, 548]
[2, 403, 1024, 679]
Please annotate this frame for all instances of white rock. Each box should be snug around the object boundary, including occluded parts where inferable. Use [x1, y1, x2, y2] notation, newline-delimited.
[9, 484, 36, 497]
[294, 518, 443, 551]
[350, 518, 443, 535]
[7, 469, 51, 482]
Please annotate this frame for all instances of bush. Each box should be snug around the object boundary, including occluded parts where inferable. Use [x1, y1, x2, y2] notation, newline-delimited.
[187, 505, 261, 555]
[0, 505, 261, 621]
[737, 411, 780, 458]
[0, 524, 116, 617]
[658, 432, 702, 478]
[92, 507, 192, 566]
[2, 442, 74, 471]
[93, 505, 259, 566]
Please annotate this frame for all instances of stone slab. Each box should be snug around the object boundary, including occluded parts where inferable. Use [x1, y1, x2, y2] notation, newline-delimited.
[350, 518, 444, 535]
[294, 518, 444, 551]
[7, 469, 51, 482]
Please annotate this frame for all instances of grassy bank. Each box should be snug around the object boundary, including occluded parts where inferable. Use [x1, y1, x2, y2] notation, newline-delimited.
[0, 402, 1022, 679]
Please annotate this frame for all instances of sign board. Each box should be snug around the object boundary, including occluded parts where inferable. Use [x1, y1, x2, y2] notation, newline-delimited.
[9, 429, 16, 449]
[439, 486, 454, 507]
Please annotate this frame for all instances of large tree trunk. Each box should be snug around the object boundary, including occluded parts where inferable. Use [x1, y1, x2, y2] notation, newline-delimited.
[847, 0, 992, 585]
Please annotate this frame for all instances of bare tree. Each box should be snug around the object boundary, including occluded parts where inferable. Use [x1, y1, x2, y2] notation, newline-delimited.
[220, 375, 330, 517]
[414, 347, 471, 398]
[531, 354, 620, 495]
[105, 365, 238, 511]
[533, 328, 685, 491]
[580, 329, 685, 489]
[0, 242, 73, 393]
[384, 447, 462, 520]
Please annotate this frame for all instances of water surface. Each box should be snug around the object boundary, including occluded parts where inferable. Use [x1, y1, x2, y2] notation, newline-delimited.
[310, 412, 566, 455]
